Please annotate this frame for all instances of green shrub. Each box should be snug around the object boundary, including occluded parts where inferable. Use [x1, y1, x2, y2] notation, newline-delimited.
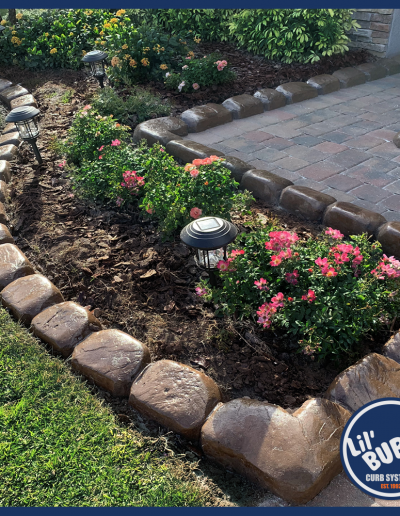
[229, 9, 359, 63]
[140, 146, 253, 236]
[164, 54, 235, 93]
[0, 9, 110, 69]
[69, 140, 146, 204]
[90, 86, 171, 125]
[198, 227, 400, 359]
[99, 22, 194, 85]
[64, 105, 130, 165]
[151, 9, 238, 42]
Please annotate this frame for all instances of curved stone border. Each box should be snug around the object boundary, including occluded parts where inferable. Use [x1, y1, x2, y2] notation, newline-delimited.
[2, 59, 400, 505]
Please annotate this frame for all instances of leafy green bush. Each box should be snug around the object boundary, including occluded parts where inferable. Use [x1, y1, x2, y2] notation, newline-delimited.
[198, 227, 400, 359]
[98, 21, 194, 85]
[0, 9, 110, 69]
[90, 86, 171, 125]
[229, 9, 359, 63]
[151, 9, 238, 42]
[140, 146, 253, 236]
[64, 105, 130, 165]
[69, 140, 145, 204]
[164, 54, 235, 93]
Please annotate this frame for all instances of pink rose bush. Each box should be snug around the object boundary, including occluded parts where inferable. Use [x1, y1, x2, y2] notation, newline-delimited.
[198, 226, 400, 359]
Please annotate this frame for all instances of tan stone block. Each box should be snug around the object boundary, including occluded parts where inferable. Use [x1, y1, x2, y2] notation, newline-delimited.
[0, 161, 11, 183]
[222, 94, 264, 119]
[10, 94, 37, 110]
[129, 359, 221, 440]
[72, 329, 151, 396]
[180, 104, 233, 133]
[31, 301, 102, 358]
[280, 186, 336, 223]
[241, 169, 293, 205]
[201, 397, 350, 505]
[0, 224, 14, 245]
[0, 243, 34, 289]
[0, 131, 20, 148]
[1, 273, 64, 326]
[323, 202, 386, 238]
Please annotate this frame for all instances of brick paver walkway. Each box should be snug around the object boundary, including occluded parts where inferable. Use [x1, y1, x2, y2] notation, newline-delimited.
[184, 74, 400, 220]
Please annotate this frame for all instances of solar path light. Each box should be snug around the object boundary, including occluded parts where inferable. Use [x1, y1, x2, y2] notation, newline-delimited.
[6, 106, 43, 164]
[180, 216, 238, 285]
[82, 50, 108, 89]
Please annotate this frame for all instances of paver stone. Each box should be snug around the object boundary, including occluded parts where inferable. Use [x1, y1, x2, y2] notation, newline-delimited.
[0, 243, 34, 289]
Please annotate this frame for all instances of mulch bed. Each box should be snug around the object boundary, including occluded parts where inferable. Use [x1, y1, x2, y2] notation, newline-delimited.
[2, 65, 395, 416]
[146, 42, 375, 117]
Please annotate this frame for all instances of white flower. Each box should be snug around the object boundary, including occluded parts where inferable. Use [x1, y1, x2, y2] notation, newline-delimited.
[165, 72, 170, 77]
[182, 65, 188, 70]
[178, 81, 185, 92]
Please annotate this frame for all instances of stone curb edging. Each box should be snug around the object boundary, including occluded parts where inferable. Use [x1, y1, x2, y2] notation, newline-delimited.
[2, 59, 400, 505]
[134, 54, 400, 258]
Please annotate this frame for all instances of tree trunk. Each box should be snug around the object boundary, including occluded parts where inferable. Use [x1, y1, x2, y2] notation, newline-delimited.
[8, 9, 17, 25]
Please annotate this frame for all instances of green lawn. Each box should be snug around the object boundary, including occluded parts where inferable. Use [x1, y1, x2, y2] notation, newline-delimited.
[0, 308, 209, 506]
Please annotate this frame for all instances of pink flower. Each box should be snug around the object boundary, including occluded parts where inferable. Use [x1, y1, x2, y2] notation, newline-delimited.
[230, 249, 245, 258]
[336, 243, 353, 254]
[195, 287, 207, 297]
[98, 145, 104, 151]
[270, 255, 282, 267]
[217, 260, 229, 272]
[302, 290, 316, 303]
[190, 168, 200, 177]
[83, 104, 91, 110]
[58, 160, 66, 168]
[160, 148, 165, 152]
[146, 207, 153, 214]
[99, 155, 103, 159]
[254, 278, 269, 291]
[190, 207, 202, 219]
[285, 270, 299, 285]
[271, 292, 284, 308]
[315, 257, 328, 267]
[192, 83, 200, 90]
[323, 267, 338, 278]
[325, 227, 344, 239]
[182, 65, 189, 70]
[116, 196, 123, 207]
[111, 139, 121, 146]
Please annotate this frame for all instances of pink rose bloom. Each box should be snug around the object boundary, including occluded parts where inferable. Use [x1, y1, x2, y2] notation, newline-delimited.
[217, 260, 229, 272]
[195, 287, 207, 297]
[99, 155, 103, 159]
[98, 145, 104, 151]
[182, 65, 189, 70]
[146, 207, 153, 214]
[190, 168, 199, 177]
[111, 139, 121, 146]
[192, 83, 200, 90]
[83, 105, 91, 110]
[58, 160, 66, 168]
[190, 207, 202, 219]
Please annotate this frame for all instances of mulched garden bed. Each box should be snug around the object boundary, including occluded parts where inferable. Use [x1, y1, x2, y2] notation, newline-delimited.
[3, 68, 396, 417]
[1, 45, 374, 125]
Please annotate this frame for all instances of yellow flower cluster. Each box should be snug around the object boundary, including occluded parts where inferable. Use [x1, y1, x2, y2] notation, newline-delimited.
[100, 30, 105, 35]
[16, 13, 23, 20]
[142, 47, 150, 53]
[69, 32, 74, 36]
[82, 50, 87, 56]
[111, 56, 121, 67]
[129, 58, 137, 68]
[0, 20, 6, 26]
[84, 10, 93, 15]
[11, 36, 22, 45]
[179, 39, 187, 45]
[103, 22, 111, 29]
[50, 48, 57, 54]
[124, 54, 130, 60]
[116, 9, 126, 16]
[152, 44, 165, 54]
[141, 58, 149, 67]
[100, 41, 106, 46]
[160, 64, 168, 70]
[12, 30, 17, 35]
[45, 32, 49, 37]
[109, 18, 118, 24]
[187, 51, 195, 58]
[194, 37, 201, 43]
[122, 43, 128, 50]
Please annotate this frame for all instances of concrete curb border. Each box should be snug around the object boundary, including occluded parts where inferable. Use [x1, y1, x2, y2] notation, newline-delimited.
[2, 57, 400, 505]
